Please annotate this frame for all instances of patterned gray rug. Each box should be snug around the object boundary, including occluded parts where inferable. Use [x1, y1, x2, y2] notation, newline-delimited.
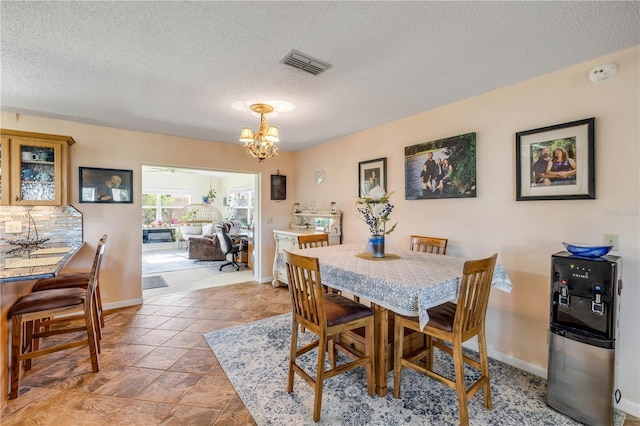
[142, 249, 222, 274]
[204, 314, 625, 426]
[142, 275, 169, 290]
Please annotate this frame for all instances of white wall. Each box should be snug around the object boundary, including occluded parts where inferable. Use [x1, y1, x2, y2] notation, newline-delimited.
[293, 47, 640, 415]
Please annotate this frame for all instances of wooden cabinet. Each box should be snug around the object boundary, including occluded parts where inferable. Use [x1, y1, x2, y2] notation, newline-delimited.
[0, 137, 9, 205]
[0, 130, 75, 206]
[272, 211, 342, 287]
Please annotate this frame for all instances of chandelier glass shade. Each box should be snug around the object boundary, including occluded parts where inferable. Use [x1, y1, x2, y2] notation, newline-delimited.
[240, 103, 280, 162]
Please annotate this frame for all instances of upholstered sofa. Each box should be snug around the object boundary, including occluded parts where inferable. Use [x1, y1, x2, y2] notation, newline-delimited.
[187, 221, 242, 261]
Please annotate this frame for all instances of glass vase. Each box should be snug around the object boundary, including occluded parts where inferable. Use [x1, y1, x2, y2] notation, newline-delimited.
[370, 235, 385, 258]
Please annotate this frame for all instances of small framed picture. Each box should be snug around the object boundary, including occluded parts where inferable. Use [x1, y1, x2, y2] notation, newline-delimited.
[271, 173, 286, 201]
[79, 167, 133, 203]
[516, 118, 594, 201]
[358, 157, 387, 198]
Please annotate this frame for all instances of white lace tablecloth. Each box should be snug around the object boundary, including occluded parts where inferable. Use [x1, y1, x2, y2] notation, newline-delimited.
[282, 243, 512, 330]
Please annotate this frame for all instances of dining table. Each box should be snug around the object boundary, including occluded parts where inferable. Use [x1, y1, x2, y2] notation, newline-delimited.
[284, 242, 513, 396]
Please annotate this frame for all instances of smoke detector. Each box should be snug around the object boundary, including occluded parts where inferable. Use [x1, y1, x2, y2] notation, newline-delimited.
[589, 63, 617, 83]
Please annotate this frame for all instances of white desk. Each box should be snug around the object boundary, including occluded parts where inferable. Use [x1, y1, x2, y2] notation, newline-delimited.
[285, 243, 513, 395]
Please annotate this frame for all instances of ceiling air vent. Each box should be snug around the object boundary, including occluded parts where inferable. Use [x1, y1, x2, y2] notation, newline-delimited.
[281, 50, 331, 76]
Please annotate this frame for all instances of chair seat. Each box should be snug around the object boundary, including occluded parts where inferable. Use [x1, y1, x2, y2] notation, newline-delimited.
[33, 272, 90, 291]
[9, 288, 86, 316]
[323, 293, 373, 326]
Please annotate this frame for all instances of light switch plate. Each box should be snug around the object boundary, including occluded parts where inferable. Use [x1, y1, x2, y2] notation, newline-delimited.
[5, 221, 22, 233]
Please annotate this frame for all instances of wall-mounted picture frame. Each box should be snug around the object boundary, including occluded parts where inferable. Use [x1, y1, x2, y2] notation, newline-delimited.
[404, 133, 476, 200]
[79, 167, 133, 203]
[271, 173, 286, 201]
[516, 118, 594, 201]
[358, 157, 387, 198]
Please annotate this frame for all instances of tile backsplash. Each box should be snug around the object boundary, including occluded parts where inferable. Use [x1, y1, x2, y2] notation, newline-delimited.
[0, 206, 83, 249]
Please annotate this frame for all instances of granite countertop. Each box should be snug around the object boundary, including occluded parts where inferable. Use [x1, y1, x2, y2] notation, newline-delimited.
[0, 243, 84, 283]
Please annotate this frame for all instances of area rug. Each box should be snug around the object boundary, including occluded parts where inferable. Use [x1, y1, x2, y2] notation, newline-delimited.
[142, 249, 223, 274]
[204, 314, 625, 426]
[142, 275, 169, 290]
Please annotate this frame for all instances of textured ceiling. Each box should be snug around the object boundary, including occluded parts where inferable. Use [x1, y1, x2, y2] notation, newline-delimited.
[1, 2, 639, 152]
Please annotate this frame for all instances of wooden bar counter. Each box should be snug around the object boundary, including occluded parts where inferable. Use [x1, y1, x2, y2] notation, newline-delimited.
[0, 243, 84, 406]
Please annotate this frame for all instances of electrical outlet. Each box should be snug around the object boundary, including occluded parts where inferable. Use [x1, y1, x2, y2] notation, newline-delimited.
[603, 233, 619, 250]
[5, 221, 22, 233]
[266, 217, 274, 224]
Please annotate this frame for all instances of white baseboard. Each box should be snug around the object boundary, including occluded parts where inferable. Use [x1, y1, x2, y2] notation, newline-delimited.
[104, 298, 143, 311]
[473, 343, 640, 418]
[486, 347, 547, 379]
[258, 276, 275, 285]
[617, 398, 640, 418]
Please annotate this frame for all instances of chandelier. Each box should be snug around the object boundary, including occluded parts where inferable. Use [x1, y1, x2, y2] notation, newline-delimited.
[239, 103, 280, 162]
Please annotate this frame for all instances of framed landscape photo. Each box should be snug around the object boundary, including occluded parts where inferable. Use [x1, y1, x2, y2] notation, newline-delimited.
[404, 133, 476, 200]
[79, 167, 133, 203]
[358, 157, 387, 198]
[516, 118, 594, 201]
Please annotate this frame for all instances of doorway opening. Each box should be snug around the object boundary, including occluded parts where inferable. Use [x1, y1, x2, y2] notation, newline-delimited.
[141, 164, 259, 297]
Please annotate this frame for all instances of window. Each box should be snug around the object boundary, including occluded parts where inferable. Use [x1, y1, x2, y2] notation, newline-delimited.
[142, 189, 190, 226]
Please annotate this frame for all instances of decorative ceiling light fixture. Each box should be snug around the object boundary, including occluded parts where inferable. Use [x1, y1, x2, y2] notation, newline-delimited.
[240, 103, 280, 162]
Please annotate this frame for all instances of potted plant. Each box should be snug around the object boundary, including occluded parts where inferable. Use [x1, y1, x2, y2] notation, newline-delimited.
[202, 188, 217, 204]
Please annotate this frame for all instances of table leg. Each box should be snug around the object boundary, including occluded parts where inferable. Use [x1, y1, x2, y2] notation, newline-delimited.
[372, 303, 388, 396]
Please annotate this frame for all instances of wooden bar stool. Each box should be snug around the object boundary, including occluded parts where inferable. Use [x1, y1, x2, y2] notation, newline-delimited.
[284, 250, 375, 422]
[31, 235, 107, 345]
[409, 235, 448, 255]
[8, 236, 106, 399]
[393, 253, 498, 425]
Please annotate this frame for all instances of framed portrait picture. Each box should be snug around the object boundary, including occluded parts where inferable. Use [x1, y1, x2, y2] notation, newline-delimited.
[358, 157, 387, 198]
[271, 173, 286, 201]
[79, 167, 133, 203]
[404, 133, 476, 200]
[516, 118, 594, 201]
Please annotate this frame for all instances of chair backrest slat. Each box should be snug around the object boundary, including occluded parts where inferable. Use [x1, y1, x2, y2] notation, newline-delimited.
[409, 235, 448, 255]
[297, 234, 329, 249]
[284, 250, 325, 329]
[85, 235, 107, 317]
[454, 253, 497, 335]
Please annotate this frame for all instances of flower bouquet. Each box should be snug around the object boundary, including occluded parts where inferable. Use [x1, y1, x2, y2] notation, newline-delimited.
[355, 186, 396, 257]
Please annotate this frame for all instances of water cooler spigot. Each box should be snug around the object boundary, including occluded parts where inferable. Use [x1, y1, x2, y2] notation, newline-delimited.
[592, 284, 605, 315]
[559, 283, 570, 307]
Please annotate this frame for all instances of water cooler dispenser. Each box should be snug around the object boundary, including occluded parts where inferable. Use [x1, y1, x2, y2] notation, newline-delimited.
[547, 252, 622, 425]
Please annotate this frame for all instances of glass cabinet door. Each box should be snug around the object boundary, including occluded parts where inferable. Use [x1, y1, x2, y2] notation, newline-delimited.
[10, 138, 63, 205]
[0, 136, 9, 205]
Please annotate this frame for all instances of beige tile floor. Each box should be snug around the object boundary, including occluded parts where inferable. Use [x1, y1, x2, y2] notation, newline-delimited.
[1, 280, 291, 425]
[2, 272, 639, 425]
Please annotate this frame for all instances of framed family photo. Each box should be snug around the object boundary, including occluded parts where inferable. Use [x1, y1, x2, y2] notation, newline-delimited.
[404, 133, 476, 200]
[358, 157, 387, 198]
[79, 167, 133, 203]
[515, 118, 594, 201]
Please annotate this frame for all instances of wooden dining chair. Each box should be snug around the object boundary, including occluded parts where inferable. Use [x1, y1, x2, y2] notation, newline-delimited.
[297, 233, 329, 249]
[283, 250, 375, 422]
[31, 235, 108, 345]
[8, 236, 106, 399]
[409, 235, 448, 255]
[393, 253, 498, 426]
